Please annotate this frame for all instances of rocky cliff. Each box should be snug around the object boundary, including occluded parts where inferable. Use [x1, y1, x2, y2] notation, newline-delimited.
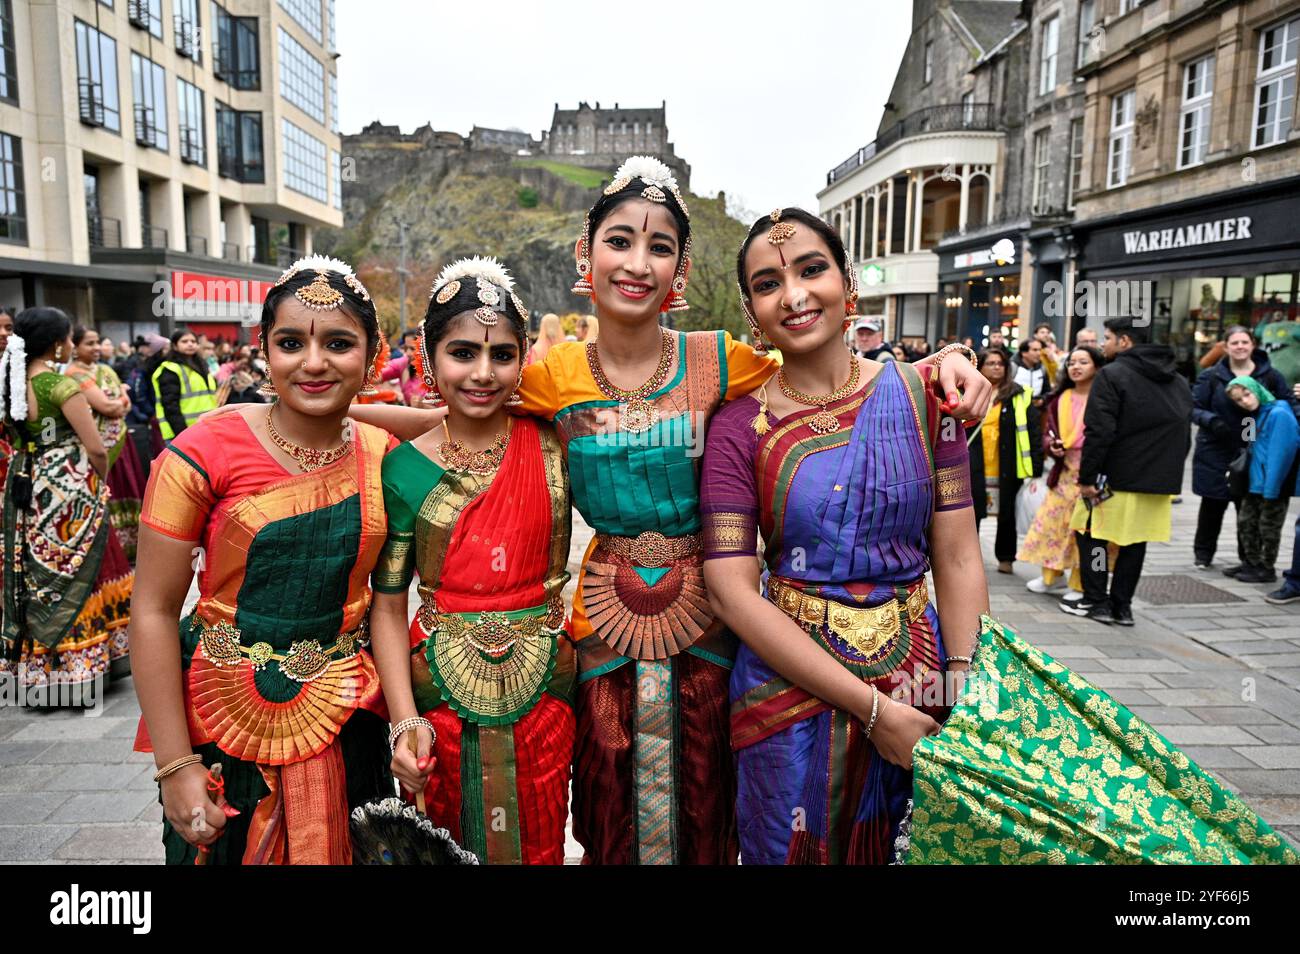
[315, 141, 750, 339]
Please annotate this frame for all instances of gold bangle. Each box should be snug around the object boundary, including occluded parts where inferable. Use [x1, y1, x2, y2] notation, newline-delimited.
[153, 754, 203, 782]
[935, 342, 977, 369]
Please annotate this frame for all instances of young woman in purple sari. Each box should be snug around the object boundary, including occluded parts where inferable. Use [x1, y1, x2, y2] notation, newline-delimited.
[701, 209, 990, 864]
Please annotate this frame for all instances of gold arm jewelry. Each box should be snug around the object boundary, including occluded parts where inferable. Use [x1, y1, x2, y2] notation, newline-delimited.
[934, 342, 978, 370]
[153, 754, 203, 782]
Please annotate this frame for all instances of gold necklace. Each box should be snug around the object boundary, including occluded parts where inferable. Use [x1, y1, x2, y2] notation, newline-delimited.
[586, 328, 675, 434]
[439, 418, 511, 475]
[776, 356, 861, 435]
[265, 406, 353, 471]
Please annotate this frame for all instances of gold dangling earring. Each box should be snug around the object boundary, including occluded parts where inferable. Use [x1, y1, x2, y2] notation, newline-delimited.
[357, 366, 380, 397]
[420, 378, 446, 409]
[506, 369, 524, 408]
[257, 373, 277, 397]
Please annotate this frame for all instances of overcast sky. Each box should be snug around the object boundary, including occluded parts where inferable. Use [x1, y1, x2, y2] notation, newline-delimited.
[337, 0, 912, 217]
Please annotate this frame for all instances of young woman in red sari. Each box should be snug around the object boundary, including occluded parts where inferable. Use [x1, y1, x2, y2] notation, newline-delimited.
[132, 256, 396, 864]
[372, 257, 574, 864]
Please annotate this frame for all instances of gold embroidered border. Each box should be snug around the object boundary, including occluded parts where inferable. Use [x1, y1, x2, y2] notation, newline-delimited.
[935, 463, 973, 508]
[703, 511, 756, 555]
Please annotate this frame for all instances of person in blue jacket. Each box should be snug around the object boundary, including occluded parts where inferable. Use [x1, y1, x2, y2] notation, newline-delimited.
[1190, 326, 1291, 572]
[1226, 376, 1298, 585]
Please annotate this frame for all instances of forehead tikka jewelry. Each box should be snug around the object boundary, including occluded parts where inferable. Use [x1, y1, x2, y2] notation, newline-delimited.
[293, 270, 345, 311]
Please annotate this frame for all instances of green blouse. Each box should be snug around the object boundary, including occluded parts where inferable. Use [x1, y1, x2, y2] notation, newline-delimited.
[373, 440, 447, 594]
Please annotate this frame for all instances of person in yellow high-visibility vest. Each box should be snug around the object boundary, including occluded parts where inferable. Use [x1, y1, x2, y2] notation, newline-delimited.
[152, 329, 217, 440]
[966, 348, 1042, 574]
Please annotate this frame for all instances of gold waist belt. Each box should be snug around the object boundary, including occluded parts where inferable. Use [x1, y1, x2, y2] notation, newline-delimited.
[596, 530, 701, 568]
[767, 578, 929, 659]
[195, 616, 369, 684]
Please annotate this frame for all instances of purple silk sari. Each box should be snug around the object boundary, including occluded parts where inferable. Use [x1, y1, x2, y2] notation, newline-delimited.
[700, 361, 973, 864]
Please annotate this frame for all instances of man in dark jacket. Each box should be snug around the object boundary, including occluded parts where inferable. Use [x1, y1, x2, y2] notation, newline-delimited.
[1061, 318, 1193, 626]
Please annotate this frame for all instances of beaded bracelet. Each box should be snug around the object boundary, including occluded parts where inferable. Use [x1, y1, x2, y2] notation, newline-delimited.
[934, 342, 978, 373]
[153, 754, 203, 782]
[389, 716, 436, 753]
[863, 686, 882, 740]
[945, 654, 972, 665]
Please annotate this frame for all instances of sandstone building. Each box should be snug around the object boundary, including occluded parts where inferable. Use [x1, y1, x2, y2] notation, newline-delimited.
[0, 0, 344, 341]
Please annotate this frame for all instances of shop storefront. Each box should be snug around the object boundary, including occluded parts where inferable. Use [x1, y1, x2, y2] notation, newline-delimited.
[1073, 175, 1300, 381]
[937, 230, 1026, 348]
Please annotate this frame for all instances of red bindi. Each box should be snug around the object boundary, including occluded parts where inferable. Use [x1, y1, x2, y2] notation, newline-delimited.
[641, 211, 649, 233]
[777, 246, 787, 268]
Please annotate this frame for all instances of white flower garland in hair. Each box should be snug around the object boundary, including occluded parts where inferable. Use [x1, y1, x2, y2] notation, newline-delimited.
[0, 333, 27, 421]
[432, 256, 515, 294]
[282, 254, 356, 278]
[613, 155, 678, 194]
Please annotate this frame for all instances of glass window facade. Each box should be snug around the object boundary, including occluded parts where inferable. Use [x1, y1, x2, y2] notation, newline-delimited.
[177, 77, 206, 164]
[75, 20, 121, 132]
[278, 0, 322, 42]
[0, 0, 16, 104]
[131, 53, 169, 151]
[282, 118, 327, 201]
[278, 26, 325, 123]
[0, 132, 24, 244]
[216, 101, 264, 182]
[212, 2, 260, 89]
[174, 0, 202, 61]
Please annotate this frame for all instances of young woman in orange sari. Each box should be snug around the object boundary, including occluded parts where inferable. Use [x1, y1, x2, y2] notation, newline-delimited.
[131, 257, 396, 864]
[371, 257, 574, 865]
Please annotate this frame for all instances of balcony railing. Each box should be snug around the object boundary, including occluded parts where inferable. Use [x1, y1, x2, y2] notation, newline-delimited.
[127, 0, 155, 32]
[175, 17, 198, 59]
[134, 105, 158, 147]
[186, 233, 208, 256]
[222, 241, 242, 261]
[78, 79, 105, 127]
[826, 103, 995, 185]
[180, 127, 205, 165]
[218, 152, 265, 183]
[141, 224, 168, 248]
[213, 53, 260, 90]
[87, 214, 121, 249]
[0, 213, 26, 243]
[276, 246, 305, 269]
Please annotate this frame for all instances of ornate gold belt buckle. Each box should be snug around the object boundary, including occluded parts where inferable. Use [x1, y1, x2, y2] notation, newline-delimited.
[631, 530, 671, 568]
[280, 639, 331, 683]
[199, 620, 241, 668]
[464, 612, 519, 660]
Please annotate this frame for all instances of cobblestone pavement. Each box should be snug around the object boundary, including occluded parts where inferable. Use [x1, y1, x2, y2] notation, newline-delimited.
[4, 474, 1300, 863]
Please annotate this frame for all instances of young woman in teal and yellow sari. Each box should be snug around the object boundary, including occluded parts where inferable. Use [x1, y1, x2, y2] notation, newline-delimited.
[370, 257, 575, 865]
[132, 257, 396, 864]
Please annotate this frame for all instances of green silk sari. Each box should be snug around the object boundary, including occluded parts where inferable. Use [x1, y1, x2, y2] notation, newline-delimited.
[902, 617, 1298, 865]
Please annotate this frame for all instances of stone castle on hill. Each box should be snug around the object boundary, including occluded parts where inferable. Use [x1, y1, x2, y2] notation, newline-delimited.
[353, 101, 691, 191]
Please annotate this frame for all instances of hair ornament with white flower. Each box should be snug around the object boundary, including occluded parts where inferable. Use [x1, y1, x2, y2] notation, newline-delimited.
[274, 254, 371, 310]
[427, 256, 527, 330]
[603, 155, 689, 214]
[0, 333, 27, 421]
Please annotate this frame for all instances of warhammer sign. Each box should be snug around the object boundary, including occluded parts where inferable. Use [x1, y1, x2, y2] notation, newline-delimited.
[1080, 186, 1298, 270]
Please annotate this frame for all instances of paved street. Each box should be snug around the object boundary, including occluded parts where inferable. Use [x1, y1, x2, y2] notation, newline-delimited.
[4, 469, 1300, 862]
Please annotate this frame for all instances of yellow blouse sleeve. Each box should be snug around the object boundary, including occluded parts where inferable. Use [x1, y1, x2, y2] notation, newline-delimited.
[517, 349, 564, 420]
[723, 332, 778, 400]
[139, 447, 217, 541]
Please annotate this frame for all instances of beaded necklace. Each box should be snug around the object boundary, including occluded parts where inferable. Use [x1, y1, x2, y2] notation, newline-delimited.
[439, 418, 511, 475]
